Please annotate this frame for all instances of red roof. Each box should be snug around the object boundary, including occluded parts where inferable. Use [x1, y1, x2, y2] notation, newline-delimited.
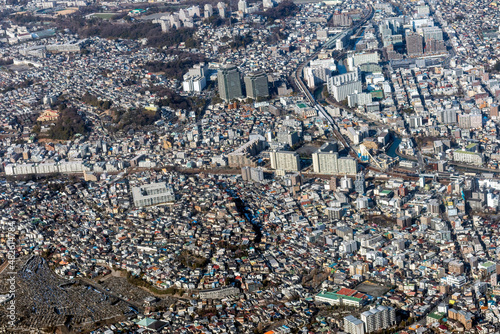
[337, 288, 357, 297]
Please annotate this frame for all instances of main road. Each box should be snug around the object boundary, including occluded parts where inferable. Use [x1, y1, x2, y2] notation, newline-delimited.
[290, 6, 374, 159]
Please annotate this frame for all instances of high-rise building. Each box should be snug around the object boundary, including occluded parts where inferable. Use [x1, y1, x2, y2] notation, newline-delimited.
[425, 38, 446, 54]
[327, 70, 362, 102]
[330, 176, 338, 191]
[423, 26, 443, 41]
[238, 0, 247, 13]
[331, 12, 353, 27]
[458, 110, 482, 129]
[338, 157, 358, 175]
[217, 2, 227, 18]
[312, 142, 339, 174]
[406, 32, 423, 56]
[263, 0, 274, 9]
[270, 151, 300, 172]
[218, 64, 243, 102]
[244, 72, 269, 100]
[354, 172, 366, 194]
[204, 4, 213, 17]
[344, 315, 365, 334]
[360, 306, 396, 333]
[437, 108, 457, 124]
[490, 103, 499, 117]
[340, 175, 353, 190]
[311, 143, 358, 175]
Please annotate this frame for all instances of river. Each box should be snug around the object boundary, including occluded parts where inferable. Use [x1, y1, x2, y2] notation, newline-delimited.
[386, 137, 402, 159]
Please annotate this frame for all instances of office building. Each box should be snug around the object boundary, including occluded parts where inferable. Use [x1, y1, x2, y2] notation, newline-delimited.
[270, 151, 300, 172]
[218, 64, 243, 102]
[406, 32, 423, 56]
[409, 115, 423, 129]
[132, 182, 175, 207]
[244, 72, 269, 99]
[354, 172, 366, 194]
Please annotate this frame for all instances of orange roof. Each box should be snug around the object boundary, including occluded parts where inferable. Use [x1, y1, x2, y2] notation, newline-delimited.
[337, 288, 357, 297]
[354, 292, 366, 299]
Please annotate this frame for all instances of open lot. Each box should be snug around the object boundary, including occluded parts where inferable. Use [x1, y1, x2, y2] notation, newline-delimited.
[356, 281, 391, 297]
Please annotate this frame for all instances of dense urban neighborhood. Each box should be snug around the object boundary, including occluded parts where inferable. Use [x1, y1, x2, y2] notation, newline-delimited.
[1, 0, 500, 333]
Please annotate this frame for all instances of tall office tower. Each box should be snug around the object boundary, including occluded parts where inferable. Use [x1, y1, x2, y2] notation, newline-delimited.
[204, 4, 213, 17]
[406, 32, 423, 56]
[354, 172, 366, 194]
[238, 0, 247, 13]
[218, 64, 243, 102]
[244, 72, 269, 99]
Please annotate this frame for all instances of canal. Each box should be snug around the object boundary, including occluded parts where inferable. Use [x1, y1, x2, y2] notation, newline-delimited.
[386, 137, 402, 159]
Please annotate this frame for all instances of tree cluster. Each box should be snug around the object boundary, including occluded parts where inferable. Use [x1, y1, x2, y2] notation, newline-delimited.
[258, 1, 298, 21]
[81, 92, 112, 110]
[143, 52, 207, 80]
[53, 15, 201, 49]
[229, 33, 254, 50]
[177, 250, 209, 269]
[0, 58, 13, 66]
[145, 86, 206, 115]
[47, 106, 89, 140]
[109, 108, 160, 132]
[265, 27, 288, 44]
